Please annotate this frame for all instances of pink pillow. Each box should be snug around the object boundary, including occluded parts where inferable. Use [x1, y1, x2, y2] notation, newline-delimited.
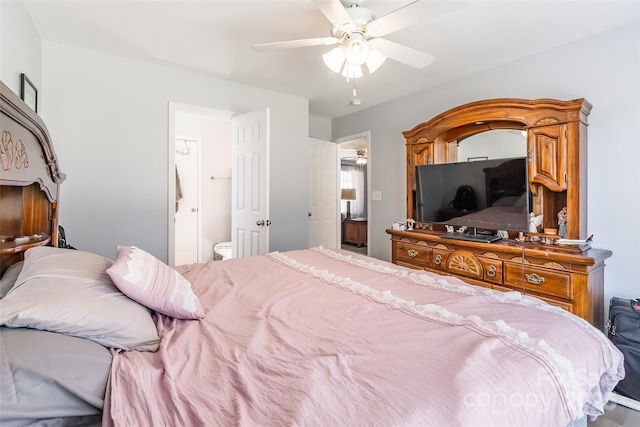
[107, 246, 205, 320]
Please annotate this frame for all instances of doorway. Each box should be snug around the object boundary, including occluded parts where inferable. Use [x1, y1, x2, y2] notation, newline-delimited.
[168, 102, 234, 266]
[336, 132, 370, 256]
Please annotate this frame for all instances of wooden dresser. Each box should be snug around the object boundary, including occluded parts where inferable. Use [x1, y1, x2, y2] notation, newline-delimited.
[391, 98, 612, 331]
[387, 229, 611, 330]
[342, 218, 367, 247]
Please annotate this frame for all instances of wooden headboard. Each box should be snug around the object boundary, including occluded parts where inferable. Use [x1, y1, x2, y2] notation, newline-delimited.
[0, 81, 65, 275]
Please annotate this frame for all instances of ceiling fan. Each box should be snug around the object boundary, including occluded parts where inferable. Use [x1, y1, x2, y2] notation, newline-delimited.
[342, 149, 368, 165]
[253, 0, 454, 80]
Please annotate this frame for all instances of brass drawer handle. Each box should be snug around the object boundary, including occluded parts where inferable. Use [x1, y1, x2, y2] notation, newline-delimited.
[407, 249, 418, 258]
[525, 273, 545, 285]
[487, 265, 497, 278]
[434, 254, 443, 265]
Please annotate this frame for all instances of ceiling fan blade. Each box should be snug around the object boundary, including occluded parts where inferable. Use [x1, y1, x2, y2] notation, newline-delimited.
[373, 38, 434, 69]
[312, 0, 353, 25]
[253, 37, 340, 51]
[365, 0, 421, 37]
[367, 0, 468, 37]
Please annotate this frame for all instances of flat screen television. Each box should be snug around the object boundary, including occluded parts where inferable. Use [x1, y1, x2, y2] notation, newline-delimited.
[415, 157, 529, 242]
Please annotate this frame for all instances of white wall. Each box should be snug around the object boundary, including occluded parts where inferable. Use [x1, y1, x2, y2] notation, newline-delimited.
[1, 1, 41, 100]
[332, 22, 640, 305]
[309, 115, 332, 141]
[39, 41, 309, 262]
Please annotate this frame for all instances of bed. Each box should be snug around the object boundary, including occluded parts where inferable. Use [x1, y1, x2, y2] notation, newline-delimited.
[0, 81, 625, 427]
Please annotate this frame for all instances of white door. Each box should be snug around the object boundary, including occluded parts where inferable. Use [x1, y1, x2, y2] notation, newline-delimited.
[174, 138, 202, 265]
[231, 109, 270, 258]
[308, 138, 338, 248]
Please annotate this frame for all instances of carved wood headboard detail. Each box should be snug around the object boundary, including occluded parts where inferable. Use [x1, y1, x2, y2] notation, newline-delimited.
[1, 81, 66, 274]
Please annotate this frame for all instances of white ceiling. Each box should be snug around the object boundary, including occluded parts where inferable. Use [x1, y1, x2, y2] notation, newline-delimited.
[24, 0, 639, 119]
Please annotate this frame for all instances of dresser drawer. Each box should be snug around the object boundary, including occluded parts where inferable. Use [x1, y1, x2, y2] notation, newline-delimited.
[446, 250, 483, 280]
[504, 264, 572, 300]
[395, 242, 431, 268]
[491, 283, 572, 312]
[479, 258, 503, 285]
[431, 248, 451, 272]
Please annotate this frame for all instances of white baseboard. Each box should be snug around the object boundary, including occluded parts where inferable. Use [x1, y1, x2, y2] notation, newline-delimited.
[609, 392, 640, 411]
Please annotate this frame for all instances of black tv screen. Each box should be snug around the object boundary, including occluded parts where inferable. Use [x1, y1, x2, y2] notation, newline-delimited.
[415, 157, 529, 232]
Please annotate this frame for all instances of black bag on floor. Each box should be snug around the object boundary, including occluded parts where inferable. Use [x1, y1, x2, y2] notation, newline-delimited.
[606, 297, 640, 401]
[57, 225, 76, 250]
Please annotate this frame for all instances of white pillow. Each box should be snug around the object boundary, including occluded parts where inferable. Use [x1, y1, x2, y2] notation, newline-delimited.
[0, 246, 160, 351]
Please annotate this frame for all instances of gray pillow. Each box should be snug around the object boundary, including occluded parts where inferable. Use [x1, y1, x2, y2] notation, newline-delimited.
[0, 246, 160, 351]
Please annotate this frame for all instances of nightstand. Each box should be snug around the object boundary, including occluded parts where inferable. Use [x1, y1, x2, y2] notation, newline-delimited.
[342, 217, 367, 247]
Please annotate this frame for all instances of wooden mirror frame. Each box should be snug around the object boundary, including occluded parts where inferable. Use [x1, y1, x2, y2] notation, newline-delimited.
[403, 98, 592, 239]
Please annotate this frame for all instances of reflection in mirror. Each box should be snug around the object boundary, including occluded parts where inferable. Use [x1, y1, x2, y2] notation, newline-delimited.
[457, 129, 526, 161]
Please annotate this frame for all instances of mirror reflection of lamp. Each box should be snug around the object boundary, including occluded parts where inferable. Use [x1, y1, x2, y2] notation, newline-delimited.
[341, 188, 356, 219]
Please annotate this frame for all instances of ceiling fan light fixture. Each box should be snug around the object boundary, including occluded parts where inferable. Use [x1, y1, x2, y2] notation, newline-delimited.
[365, 48, 387, 74]
[344, 34, 370, 65]
[322, 46, 346, 73]
[341, 62, 363, 79]
[356, 149, 367, 165]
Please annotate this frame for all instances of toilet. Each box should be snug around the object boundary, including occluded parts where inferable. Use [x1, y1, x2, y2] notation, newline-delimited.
[213, 241, 233, 261]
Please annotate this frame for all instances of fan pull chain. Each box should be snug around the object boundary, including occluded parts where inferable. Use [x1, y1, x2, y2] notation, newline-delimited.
[353, 80, 357, 97]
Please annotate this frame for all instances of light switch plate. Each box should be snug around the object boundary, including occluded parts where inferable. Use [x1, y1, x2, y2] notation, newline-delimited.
[372, 191, 382, 201]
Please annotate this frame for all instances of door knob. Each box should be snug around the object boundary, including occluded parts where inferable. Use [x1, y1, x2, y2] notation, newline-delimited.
[256, 219, 265, 226]
[308, 212, 312, 217]
[191, 208, 197, 212]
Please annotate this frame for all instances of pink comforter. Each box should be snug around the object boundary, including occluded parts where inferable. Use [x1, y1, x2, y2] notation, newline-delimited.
[105, 248, 623, 427]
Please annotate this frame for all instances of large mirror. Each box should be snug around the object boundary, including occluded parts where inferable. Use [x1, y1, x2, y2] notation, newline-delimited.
[457, 129, 526, 161]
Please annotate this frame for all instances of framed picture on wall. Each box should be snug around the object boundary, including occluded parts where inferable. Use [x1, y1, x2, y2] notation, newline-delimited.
[20, 73, 38, 113]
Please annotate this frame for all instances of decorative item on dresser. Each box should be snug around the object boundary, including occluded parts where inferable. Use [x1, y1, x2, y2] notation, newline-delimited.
[388, 97, 612, 331]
